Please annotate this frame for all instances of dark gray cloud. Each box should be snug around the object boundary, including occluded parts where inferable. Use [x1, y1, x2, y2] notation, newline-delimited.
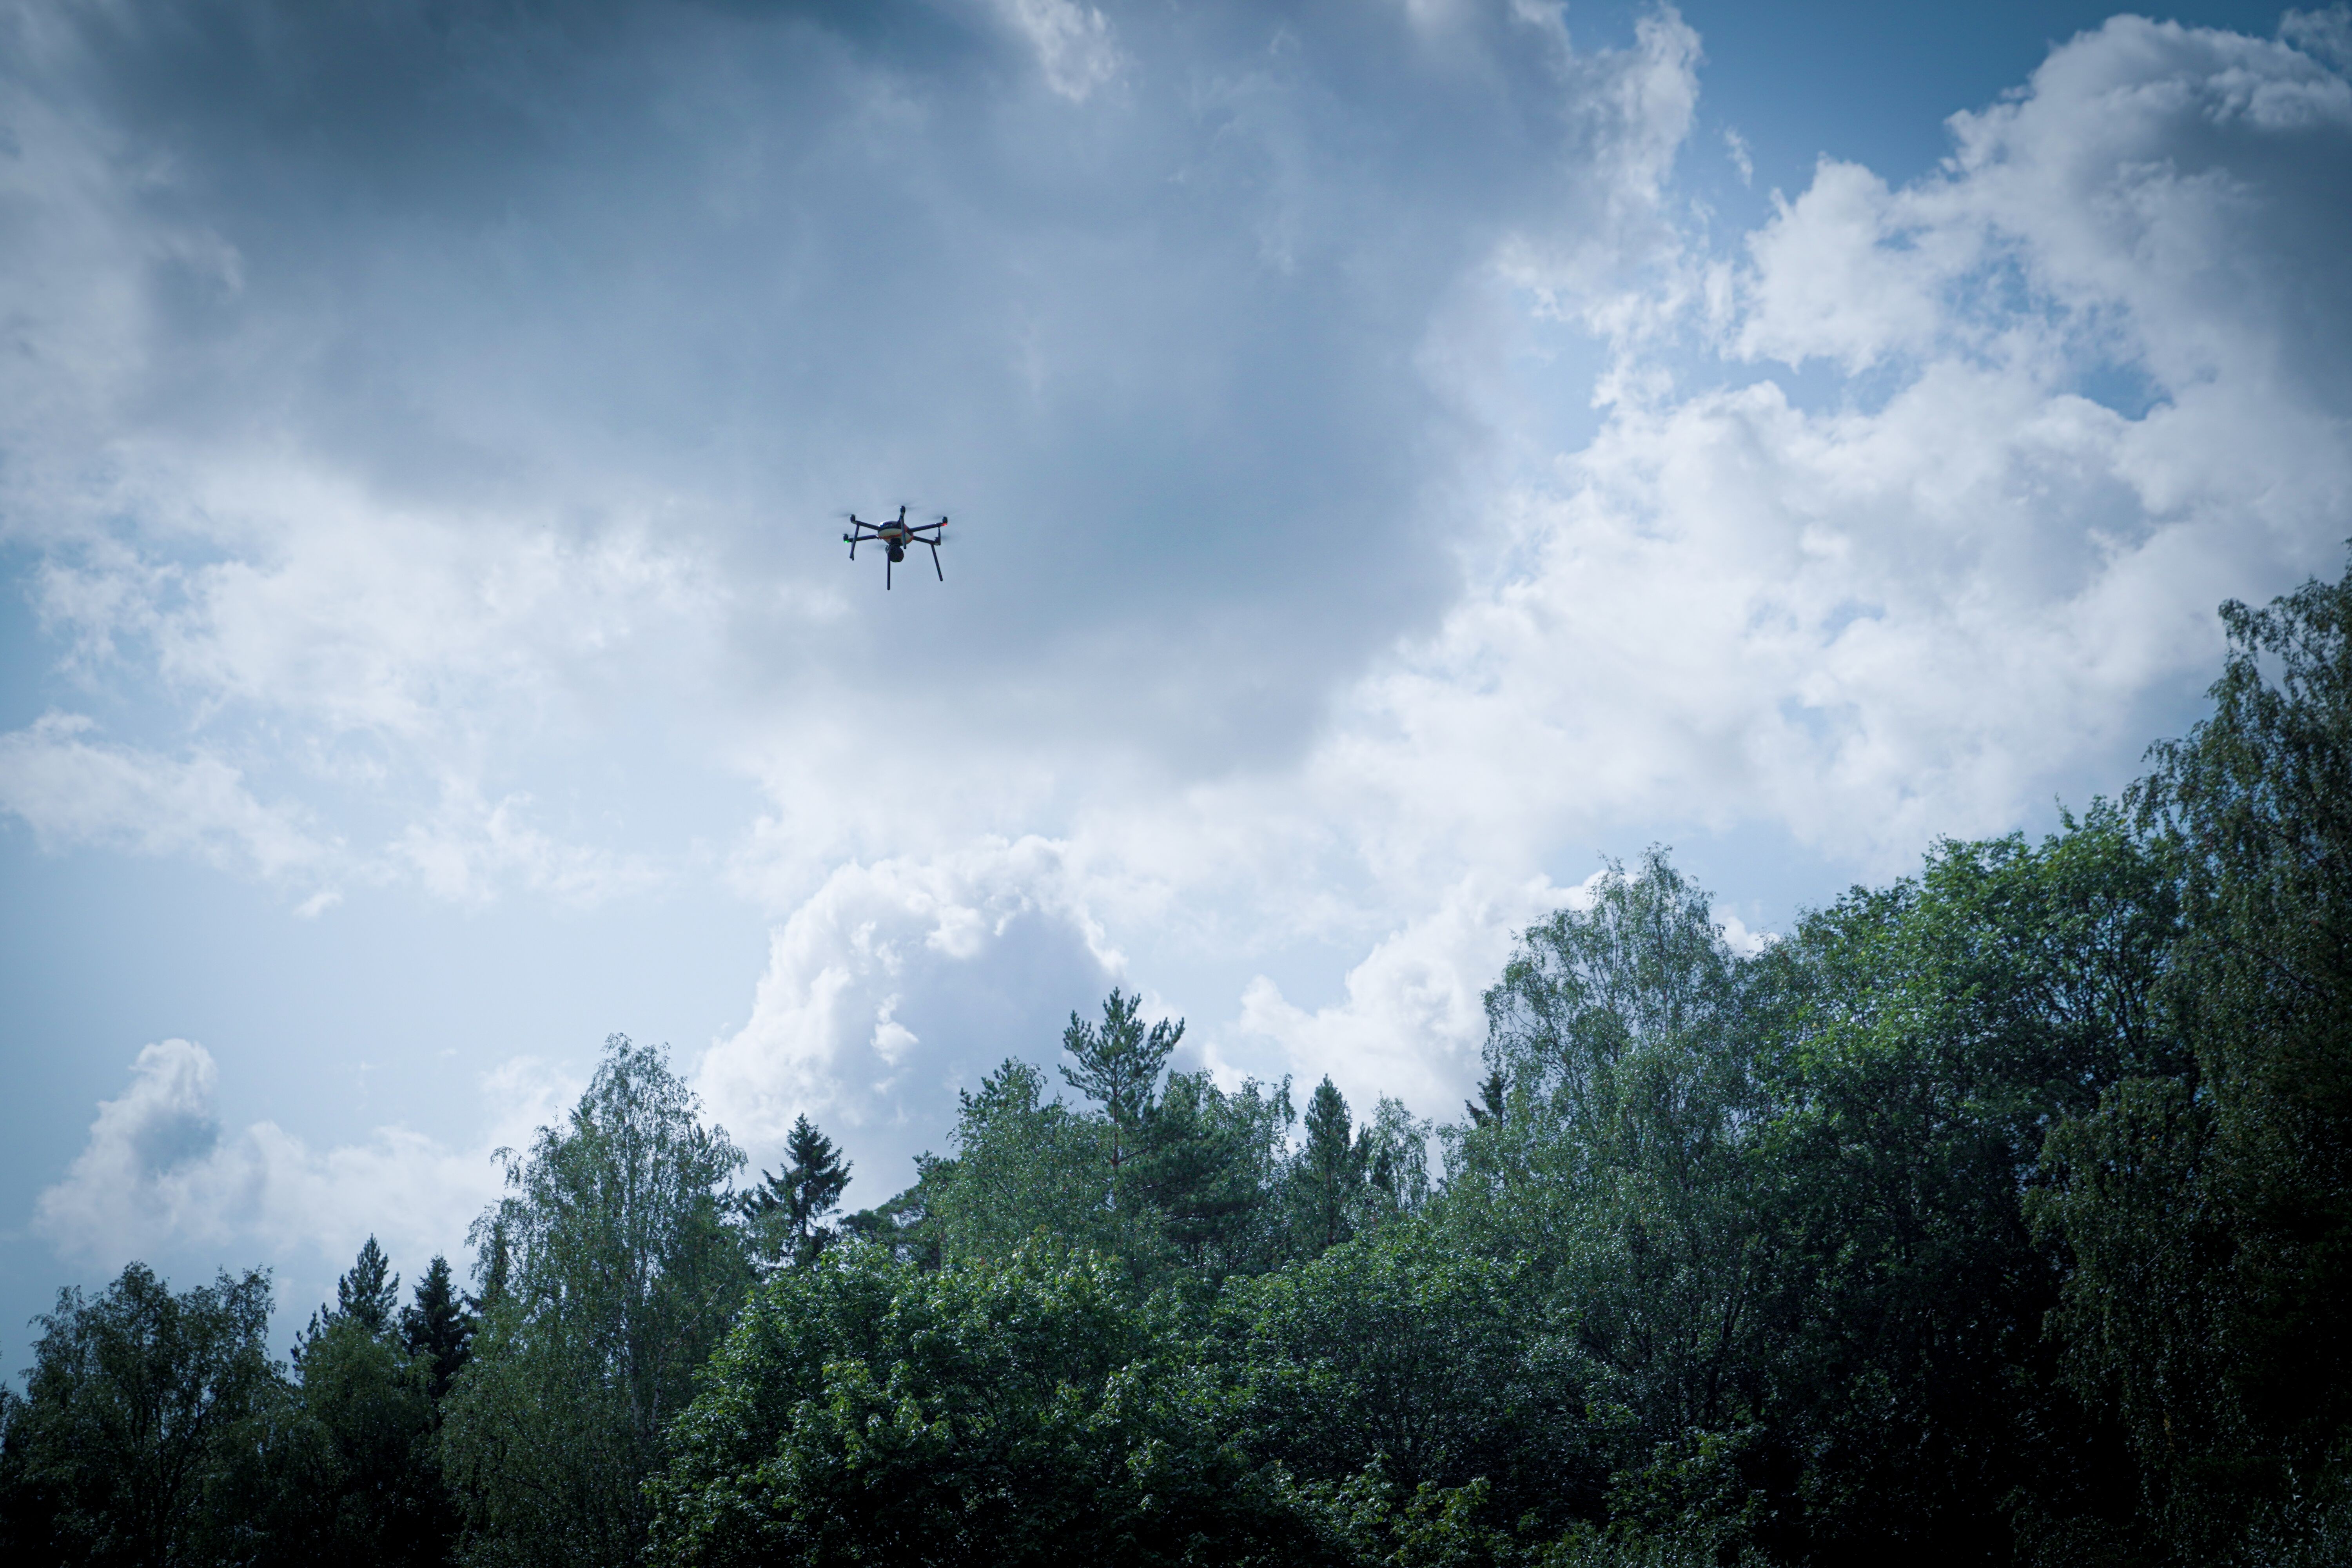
[5, 0, 1689, 774]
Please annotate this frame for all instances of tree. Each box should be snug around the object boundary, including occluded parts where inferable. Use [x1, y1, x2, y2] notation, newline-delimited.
[252, 1239, 463, 1568]
[1061, 989, 1183, 1203]
[1353, 1096, 1433, 1234]
[648, 1240, 1297, 1567]
[740, 1114, 853, 1269]
[911, 1058, 1165, 1273]
[1750, 815, 2171, 1561]
[4, 1263, 281, 1568]
[1293, 1077, 1366, 1256]
[276, 1316, 449, 1568]
[1464, 1068, 1507, 1129]
[338, 1237, 400, 1334]
[2038, 563, 2352, 1553]
[399, 1255, 474, 1403]
[0, 1385, 26, 1564]
[1437, 851, 1775, 1550]
[298, 1234, 401, 1361]
[1133, 1069, 1295, 1279]
[466, 1221, 510, 1318]
[439, 1034, 751, 1568]
[1220, 1221, 1582, 1530]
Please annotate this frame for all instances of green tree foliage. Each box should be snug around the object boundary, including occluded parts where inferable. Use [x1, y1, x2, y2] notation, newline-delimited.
[1220, 1221, 1592, 1534]
[1444, 850, 1764, 1448]
[293, 1231, 403, 1369]
[2, 1263, 280, 1568]
[648, 1239, 1296, 1567]
[1135, 1069, 1296, 1279]
[914, 1056, 1161, 1268]
[439, 1034, 751, 1568]
[1354, 1096, 1434, 1234]
[1465, 1068, 1508, 1129]
[400, 1256, 474, 1403]
[337, 1236, 400, 1335]
[1292, 1077, 1367, 1256]
[740, 1115, 853, 1270]
[2038, 567, 2352, 1554]
[274, 1309, 449, 1568]
[1749, 813, 2174, 1561]
[1062, 988, 1184, 1202]
[0, 1384, 24, 1563]
[893, 1005, 1295, 1286]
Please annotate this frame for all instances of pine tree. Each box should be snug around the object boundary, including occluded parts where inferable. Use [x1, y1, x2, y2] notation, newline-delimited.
[400, 1254, 474, 1402]
[1061, 989, 1183, 1202]
[741, 1115, 854, 1268]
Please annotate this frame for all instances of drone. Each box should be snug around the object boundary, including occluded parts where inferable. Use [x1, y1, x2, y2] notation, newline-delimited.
[842, 506, 948, 589]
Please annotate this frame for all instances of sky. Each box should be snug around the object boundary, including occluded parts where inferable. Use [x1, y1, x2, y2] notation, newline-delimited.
[2, 0, 2347, 1361]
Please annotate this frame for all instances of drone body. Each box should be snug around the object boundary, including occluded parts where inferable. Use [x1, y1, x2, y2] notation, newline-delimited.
[842, 506, 947, 589]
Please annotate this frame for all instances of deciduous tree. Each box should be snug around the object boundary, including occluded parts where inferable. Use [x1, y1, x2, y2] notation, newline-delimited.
[4, 1263, 280, 1568]
[439, 1035, 750, 1568]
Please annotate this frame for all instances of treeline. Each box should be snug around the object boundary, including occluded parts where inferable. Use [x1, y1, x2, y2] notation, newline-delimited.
[6, 569, 2352, 1565]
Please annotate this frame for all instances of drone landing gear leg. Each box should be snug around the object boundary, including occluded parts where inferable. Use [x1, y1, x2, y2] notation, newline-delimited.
[930, 543, 943, 582]
[886, 557, 893, 590]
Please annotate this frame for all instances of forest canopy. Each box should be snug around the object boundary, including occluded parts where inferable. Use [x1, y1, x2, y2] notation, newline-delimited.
[7, 567, 2352, 1566]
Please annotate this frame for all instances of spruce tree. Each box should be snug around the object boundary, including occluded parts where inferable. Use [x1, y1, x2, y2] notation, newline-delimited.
[741, 1115, 853, 1268]
[1465, 1067, 1507, 1127]
[399, 1254, 473, 1402]
[1296, 1077, 1365, 1254]
[336, 1236, 399, 1334]
[301, 1234, 402, 1356]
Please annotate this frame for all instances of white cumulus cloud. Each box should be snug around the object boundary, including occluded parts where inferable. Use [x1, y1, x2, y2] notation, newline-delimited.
[34, 1038, 574, 1281]
[698, 837, 1125, 1174]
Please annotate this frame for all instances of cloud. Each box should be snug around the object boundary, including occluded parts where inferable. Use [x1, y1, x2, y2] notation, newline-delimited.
[1723, 127, 1753, 187]
[0, 712, 336, 884]
[5, 4, 2351, 1199]
[0, 0, 1708, 940]
[392, 783, 666, 907]
[708, 12, 2352, 1153]
[0, 710, 664, 908]
[697, 837, 1123, 1178]
[1301, 13, 2352, 881]
[994, 0, 1122, 101]
[1229, 872, 1570, 1114]
[33, 1038, 573, 1278]
[24, 462, 720, 755]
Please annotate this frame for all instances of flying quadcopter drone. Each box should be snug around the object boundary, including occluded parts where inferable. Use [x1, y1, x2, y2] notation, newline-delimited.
[842, 506, 948, 589]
